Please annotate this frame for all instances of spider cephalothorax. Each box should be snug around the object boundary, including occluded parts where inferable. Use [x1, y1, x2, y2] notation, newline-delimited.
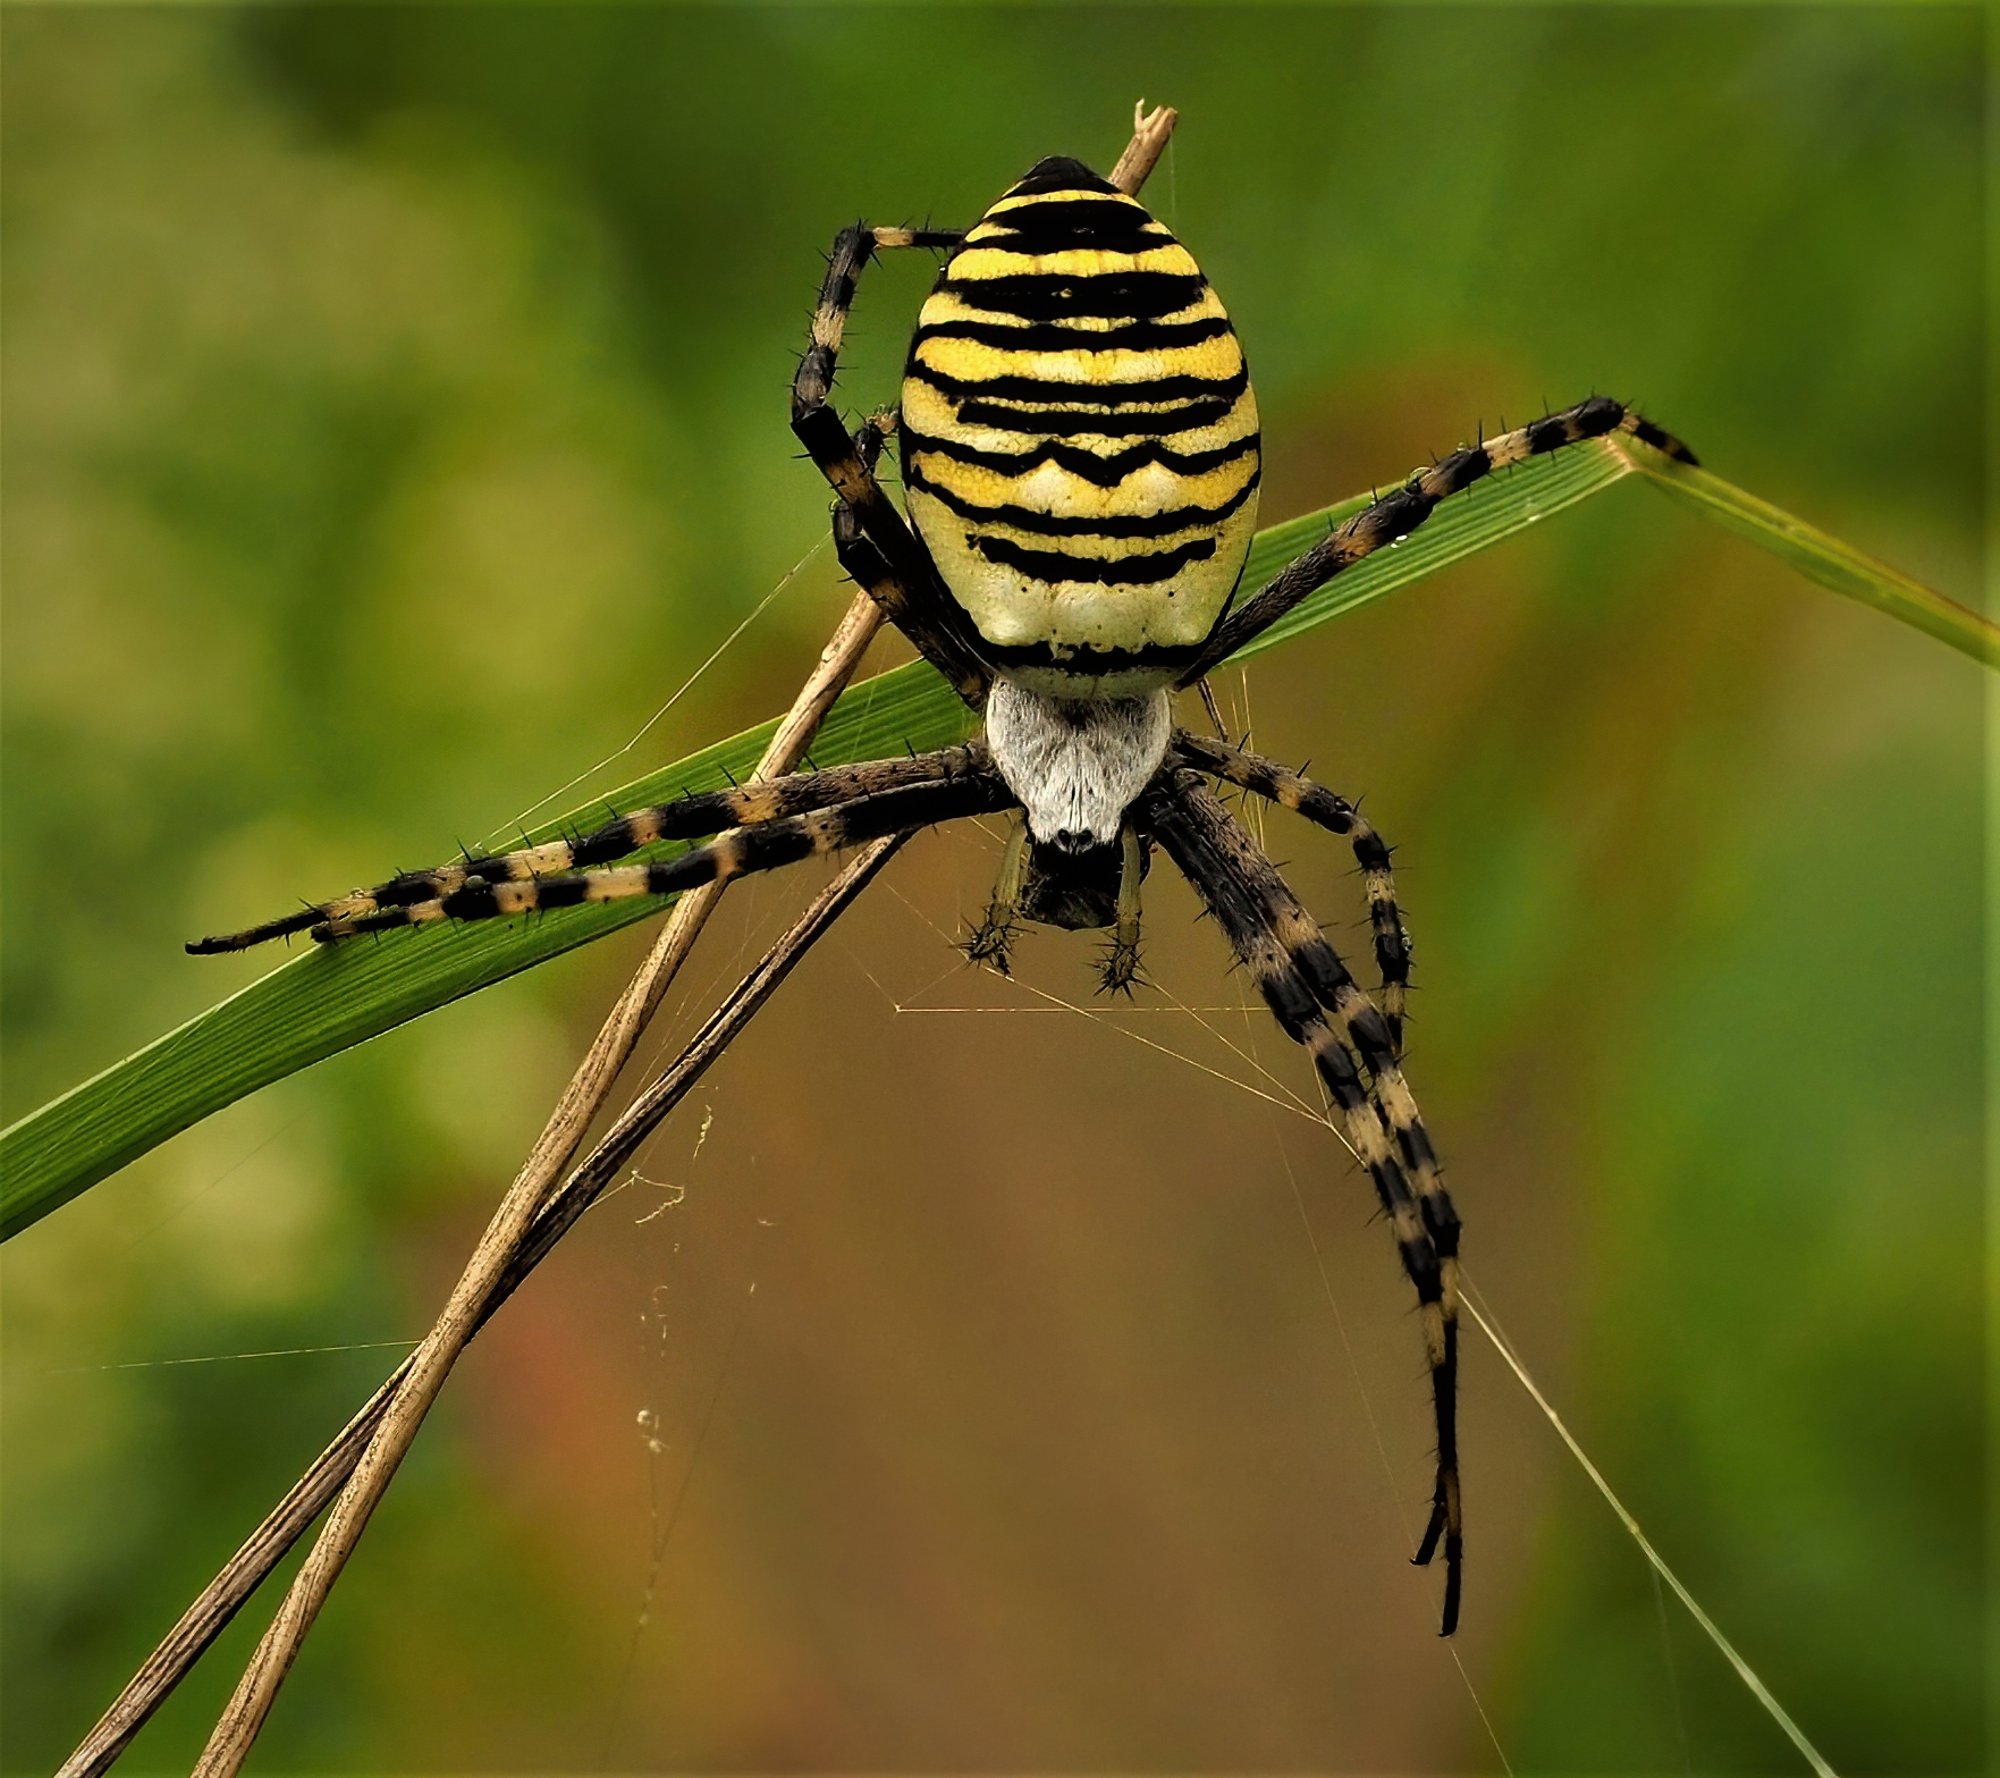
[192, 144, 1699, 1637]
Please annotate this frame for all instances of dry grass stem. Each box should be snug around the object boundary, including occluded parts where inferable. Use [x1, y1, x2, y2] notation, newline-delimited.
[185, 595, 891, 1774]
[61, 834, 906, 1775]
[1109, 100, 1179, 194]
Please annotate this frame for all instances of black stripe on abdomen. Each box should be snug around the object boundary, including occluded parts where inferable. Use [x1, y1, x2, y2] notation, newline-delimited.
[970, 533, 1218, 584]
[906, 456, 1260, 537]
[1008, 156, 1118, 196]
[902, 427, 1259, 486]
[981, 637, 1207, 675]
[951, 395, 1242, 437]
[981, 196, 1148, 232]
[971, 219, 1169, 257]
[912, 314, 1234, 354]
[939, 270, 1209, 322]
[907, 362, 1249, 408]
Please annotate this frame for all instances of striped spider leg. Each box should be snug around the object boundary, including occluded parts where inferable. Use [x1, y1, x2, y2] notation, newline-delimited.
[1142, 765, 1464, 1635]
[1173, 731, 1412, 1057]
[793, 221, 991, 706]
[1185, 395, 1698, 678]
[187, 746, 1009, 951]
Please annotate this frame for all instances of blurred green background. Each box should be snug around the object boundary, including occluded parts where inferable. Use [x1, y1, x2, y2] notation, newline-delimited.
[1, 6, 1983, 1773]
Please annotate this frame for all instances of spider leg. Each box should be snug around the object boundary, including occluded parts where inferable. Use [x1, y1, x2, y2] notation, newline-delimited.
[1184, 395, 1698, 677]
[188, 747, 992, 953]
[1144, 766, 1463, 1635]
[1173, 731, 1411, 1055]
[830, 502, 990, 705]
[1098, 824, 1147, 995]
[793, 223, 991, 705]
[964, 815, 1028, 976]
[793, 225, 962, 513]
[312, 770, 1018, 942]
[1193, 676, 1229, 739]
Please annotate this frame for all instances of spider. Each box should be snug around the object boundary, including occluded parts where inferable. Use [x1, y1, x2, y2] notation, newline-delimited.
[189, 149, 1697, 1637]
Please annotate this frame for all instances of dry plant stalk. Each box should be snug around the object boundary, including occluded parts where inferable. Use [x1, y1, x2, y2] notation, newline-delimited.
[63, 102, 1181, 1776]
[186, 618, 890, 1777]
[1110, 99, 1178, 194]
[61, 601, 893, 1778]
[58, 838, 903, 1776]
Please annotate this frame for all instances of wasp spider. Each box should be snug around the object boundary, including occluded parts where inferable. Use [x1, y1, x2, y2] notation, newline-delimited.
[192, 151, 1697, 1635]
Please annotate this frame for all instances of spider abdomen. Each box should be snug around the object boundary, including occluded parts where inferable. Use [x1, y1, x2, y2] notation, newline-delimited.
[901, 155, 1261, 699]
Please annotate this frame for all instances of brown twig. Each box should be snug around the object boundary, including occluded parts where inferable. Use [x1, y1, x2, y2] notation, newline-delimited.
[64, 591, 887, 1778]
[1109, 100, 1179, 196]
[67, 100, 1179, 1776]
[185, 598, 891, 1772]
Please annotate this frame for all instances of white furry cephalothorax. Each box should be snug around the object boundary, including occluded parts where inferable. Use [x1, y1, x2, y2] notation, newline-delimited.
[983, 678, 1173, 850]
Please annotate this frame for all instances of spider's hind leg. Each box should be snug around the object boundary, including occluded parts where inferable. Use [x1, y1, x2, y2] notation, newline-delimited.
[1145, 766, 1463, 1635]
[1174, 731, 1412, 1054]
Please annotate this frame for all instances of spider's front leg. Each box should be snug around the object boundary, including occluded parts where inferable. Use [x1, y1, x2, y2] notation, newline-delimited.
[188, 747, 998, 952]
[1144, 767, 1464, 1634]
[1186, 395, 1698, 675]
[792, 222, 990, 704]
[311, 771, 1018, 941]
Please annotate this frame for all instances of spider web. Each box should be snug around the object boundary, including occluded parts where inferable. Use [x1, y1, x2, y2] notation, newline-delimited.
[481, 529, 833, 851]
[820, 711, 1835, 1775]
[441, 630, 1829, 1768]
[79, 619, 1839, 1770]
[83, 872, 1833, 1769]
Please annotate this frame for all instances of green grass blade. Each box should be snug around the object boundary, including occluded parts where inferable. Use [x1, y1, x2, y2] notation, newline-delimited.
[4, 441, 1986, 1238]
[1625, 448, 1996, 667]
[0, 671, 977, 1240]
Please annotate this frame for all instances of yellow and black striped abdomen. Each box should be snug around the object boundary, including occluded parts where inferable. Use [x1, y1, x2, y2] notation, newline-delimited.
[902, 156, 1260, 698]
